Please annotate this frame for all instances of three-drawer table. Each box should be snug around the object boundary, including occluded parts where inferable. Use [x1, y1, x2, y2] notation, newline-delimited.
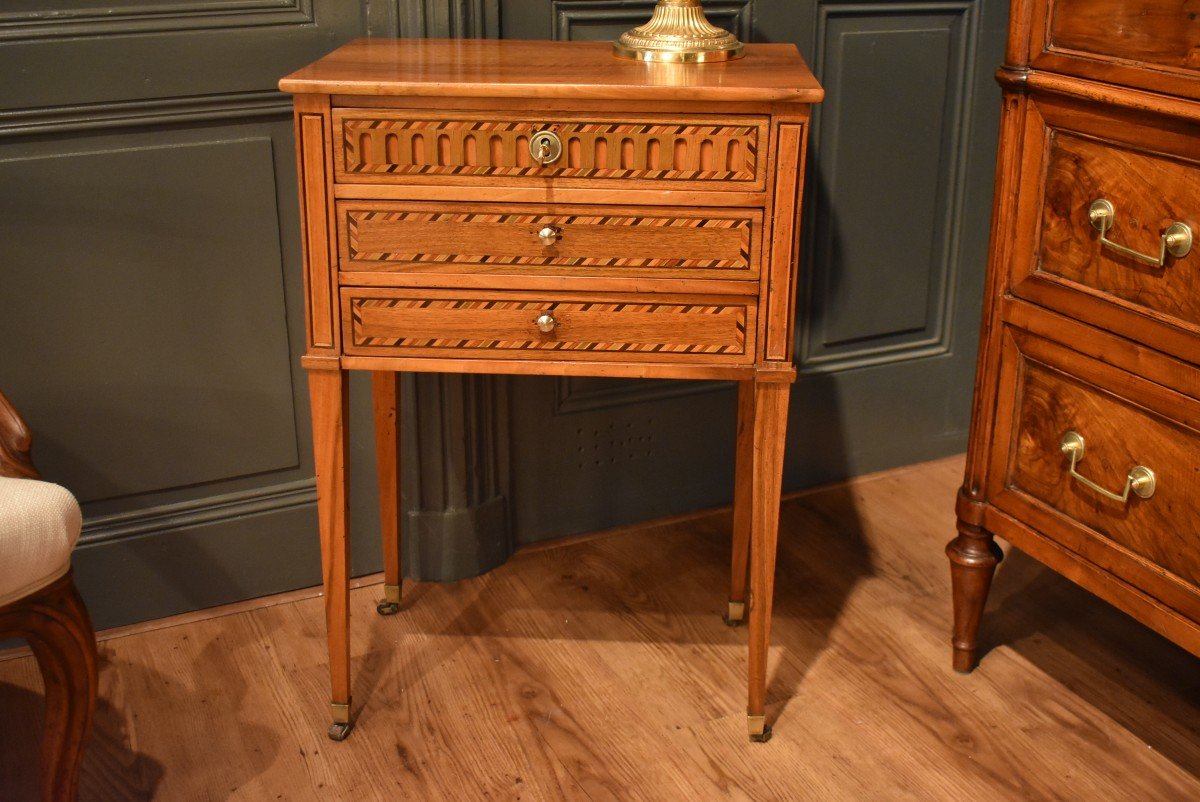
[280, 38, 822, 742]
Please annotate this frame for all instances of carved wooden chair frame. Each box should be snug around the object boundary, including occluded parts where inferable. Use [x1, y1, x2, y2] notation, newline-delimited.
[0, 389, 98, 802]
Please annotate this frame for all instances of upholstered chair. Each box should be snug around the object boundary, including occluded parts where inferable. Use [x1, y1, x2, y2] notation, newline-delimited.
[0, 389, 98, 801]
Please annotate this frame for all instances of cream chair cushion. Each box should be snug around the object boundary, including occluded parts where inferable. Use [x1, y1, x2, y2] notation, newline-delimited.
[0, 476, 82, 608]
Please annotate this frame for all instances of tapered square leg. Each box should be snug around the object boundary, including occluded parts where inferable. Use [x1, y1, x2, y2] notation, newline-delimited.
[372, 371, 403, 616]
[746, 380, 789, 742]
[727, 380, 756, 626]
[308, 367, 354, 740]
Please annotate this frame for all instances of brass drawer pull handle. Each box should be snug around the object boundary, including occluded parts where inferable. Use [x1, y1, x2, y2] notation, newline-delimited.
[1059, 431, 1156, 503]
[529, 129, 563, 166]
[535, 312, 558, 333]
[1088, 199, 1192, 267]
[537, 225, 562, 246]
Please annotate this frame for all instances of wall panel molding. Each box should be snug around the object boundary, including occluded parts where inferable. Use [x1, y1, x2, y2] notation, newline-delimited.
[81, 480, 315, 545]
[0, 91, 292, 137]
[0, 0, 314, 41]
[799, 1, 980, 374]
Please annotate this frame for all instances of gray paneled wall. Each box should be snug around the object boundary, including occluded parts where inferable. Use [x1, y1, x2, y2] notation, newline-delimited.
[1, 0, 1007, 628]
[1, 2, 365, 628]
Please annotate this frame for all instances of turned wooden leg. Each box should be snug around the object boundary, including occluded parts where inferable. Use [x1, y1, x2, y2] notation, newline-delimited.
[372, 371, 403, 616]
[308, 368, 354, 740]
[0, 570, 98, 802]
[726, 380, 755, 626]
[945, 519, 1003, 673]
[746, 380, 790, 742]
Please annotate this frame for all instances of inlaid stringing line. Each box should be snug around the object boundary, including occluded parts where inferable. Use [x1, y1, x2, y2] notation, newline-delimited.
[351, 298, 746, 353]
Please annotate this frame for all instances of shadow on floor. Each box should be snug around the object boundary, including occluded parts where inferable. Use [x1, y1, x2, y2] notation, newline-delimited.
[0, 649, 164, 801]
[980, 546, 1200, 779]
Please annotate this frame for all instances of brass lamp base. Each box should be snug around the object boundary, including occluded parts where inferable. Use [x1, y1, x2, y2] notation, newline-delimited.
[612, 0, 745, 63]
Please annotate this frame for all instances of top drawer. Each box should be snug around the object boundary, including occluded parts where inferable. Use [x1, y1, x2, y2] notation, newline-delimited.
[333, 110, 768, 192]
[1029, 1, 1200, 100]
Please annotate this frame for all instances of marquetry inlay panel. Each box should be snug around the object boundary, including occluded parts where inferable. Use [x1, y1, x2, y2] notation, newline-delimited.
[344, 293, 753, 359]
[335, 111, 764, 186]
[340, 206, 756, 273]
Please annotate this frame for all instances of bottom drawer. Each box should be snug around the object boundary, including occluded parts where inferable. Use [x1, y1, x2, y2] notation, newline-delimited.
[341, 288, 756, 363]
[987, 323, 1200, 617]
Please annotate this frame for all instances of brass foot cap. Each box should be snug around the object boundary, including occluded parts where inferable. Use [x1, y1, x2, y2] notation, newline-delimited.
[377, 583, 402, 615]
[723, 601, 745, 627]
[747, 714, 771, 742]
[748, 725, 777, 744]
[329, 702, 353, 740]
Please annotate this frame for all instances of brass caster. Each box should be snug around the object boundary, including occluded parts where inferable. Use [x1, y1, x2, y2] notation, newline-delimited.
[376, 583, 402, 615]
[376, 600, 401, 615]
[750, 724, 773, 743]
[723, 601, 745, 627]
[327, 721, 354, 741]
[748, 714, 771, 743]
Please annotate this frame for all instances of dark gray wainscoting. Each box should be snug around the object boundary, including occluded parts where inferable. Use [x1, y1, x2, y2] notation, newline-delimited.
[1, 1, 520, 629]
[2, 0, 1008, 628]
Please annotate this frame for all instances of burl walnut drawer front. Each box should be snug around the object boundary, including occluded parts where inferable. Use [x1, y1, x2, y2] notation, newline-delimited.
[1014, 94, 1200, 359]
[1030, 0, 1200, 100]
[989, 325, 1200, 617]
[337, 202, 760, 280]
[341, 289, 756, 363]
[334, 110, 768, 191]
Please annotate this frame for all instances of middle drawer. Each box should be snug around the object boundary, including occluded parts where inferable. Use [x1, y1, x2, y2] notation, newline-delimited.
[336, 201, 761, 281]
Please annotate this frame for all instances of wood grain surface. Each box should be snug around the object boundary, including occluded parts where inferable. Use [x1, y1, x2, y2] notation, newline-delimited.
[338, 202, 760, 279]
[341, 289, 755, 362]
[984, 322, 1200, 624]
[279, 39, 824, 104]
[1047, 0, 1200, 72]
[336, 111, 765, 188]
[1027, 0, 1200, 101]
[1039, 130, 1200, 330]
[954, 0, 1200, 676]
[2, 456, 1197, 800]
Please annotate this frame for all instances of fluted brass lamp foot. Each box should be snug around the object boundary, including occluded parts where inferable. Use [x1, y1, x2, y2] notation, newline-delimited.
[612, 0, 745, 63]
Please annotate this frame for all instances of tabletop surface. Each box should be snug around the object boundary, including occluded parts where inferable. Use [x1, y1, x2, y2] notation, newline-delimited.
[279, 38, 823, 104]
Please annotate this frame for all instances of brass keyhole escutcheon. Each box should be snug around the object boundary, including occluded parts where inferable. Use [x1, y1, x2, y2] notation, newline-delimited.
[529, 129, 563, 166]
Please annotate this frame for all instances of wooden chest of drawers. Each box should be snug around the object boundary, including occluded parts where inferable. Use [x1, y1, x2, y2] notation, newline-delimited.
[281, 38, 821, 742]
[950, 0, 1200, 671]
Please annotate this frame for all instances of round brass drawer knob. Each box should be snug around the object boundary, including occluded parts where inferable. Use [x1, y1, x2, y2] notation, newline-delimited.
[537, 225, 562, 246]
[535, 312, 558, 333]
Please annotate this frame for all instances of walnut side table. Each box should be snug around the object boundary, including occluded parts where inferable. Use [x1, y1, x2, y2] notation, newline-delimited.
[280, 38, 822, 742]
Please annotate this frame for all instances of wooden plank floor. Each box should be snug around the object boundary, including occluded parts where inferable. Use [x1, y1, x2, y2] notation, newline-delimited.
[1, 455, 1198, 800]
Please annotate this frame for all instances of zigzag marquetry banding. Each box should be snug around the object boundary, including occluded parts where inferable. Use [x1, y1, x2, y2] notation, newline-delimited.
[350, 298, 747, 355]
[341, 118, 759, 182]
[345, 210, 752, 269]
